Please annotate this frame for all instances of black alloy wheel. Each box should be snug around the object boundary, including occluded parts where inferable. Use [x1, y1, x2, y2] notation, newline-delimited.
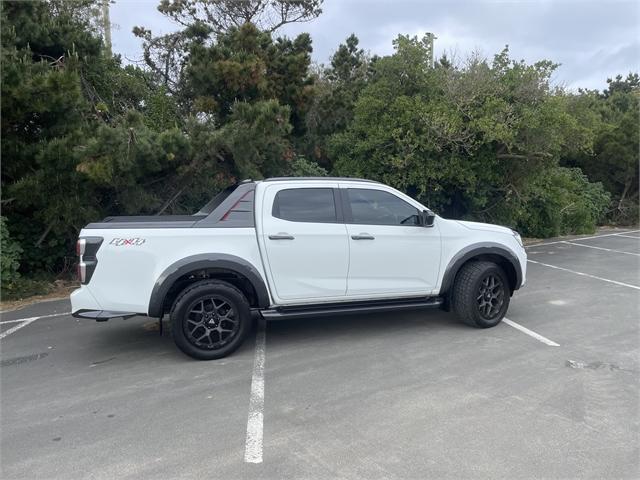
[184, 296, 240, 350]
[171, 280, 251, 360]
[476, 274, 505, 320]
[452, 261, 510, 328]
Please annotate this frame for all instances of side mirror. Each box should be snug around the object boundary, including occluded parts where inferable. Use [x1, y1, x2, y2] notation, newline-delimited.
[422, 210, 436, 227]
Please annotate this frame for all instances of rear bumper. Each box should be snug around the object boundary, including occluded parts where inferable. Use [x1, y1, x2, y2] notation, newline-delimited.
[70, 287, 138, 321]
[72, 310, 138, 321]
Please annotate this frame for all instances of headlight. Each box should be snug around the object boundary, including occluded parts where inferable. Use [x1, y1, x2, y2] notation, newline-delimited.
[512, 229, 523, 247]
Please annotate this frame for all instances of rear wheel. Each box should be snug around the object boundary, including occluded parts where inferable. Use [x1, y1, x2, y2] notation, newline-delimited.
[452, 261, 510, 328]
[170, 280, 251, 360]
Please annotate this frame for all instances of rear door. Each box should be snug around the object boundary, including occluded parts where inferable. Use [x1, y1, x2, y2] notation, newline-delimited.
[261, 183, 349, 302]
[342, 186, 441, 297]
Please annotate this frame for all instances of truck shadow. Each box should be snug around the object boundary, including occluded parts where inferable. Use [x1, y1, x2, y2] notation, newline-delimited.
[87, 310, 471, 362]
[88, 315, 256, 362]
[264, 308, 469, 348]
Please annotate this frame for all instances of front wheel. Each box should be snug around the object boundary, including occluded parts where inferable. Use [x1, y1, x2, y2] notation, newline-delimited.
[170, 280, 251, 360]
[452, 261, 510, 328]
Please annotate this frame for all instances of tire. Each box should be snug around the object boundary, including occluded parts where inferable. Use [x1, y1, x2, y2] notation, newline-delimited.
[452, 261, 510, 328]
[170, 280, 251, 360]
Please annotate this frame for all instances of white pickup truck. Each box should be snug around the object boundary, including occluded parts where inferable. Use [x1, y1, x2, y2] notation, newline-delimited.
[71, 177, 526, 360]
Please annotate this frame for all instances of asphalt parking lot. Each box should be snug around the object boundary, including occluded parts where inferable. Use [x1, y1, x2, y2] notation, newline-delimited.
[1, 229, 639, 479]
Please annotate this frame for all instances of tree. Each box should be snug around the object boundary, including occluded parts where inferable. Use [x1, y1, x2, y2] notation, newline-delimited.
[302, 34, 373, 168]
[1, 0, 212, 273]
[183, 23, 313, 126]
[134, 0, 322, 94]
[330, 42, 610, 236]
[157, 0, 322, 33]
[603, 73, 640, 98]
[562, 73, 639, 223]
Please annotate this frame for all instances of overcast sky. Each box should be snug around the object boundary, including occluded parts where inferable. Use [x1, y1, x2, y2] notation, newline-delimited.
[110, 0, 639, 91]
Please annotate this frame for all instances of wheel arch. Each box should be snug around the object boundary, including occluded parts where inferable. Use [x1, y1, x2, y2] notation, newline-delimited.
[439, 243, 522, 298]
[148, 254, 270, 318]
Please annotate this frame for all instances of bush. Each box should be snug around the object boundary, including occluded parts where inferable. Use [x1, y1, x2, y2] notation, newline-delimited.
[1, 216, 23, 293]
[513, 167, 610, 238]
[288, 155, 328, 177]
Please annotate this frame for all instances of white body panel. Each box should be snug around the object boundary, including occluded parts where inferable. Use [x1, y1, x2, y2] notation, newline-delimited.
[338, 182, 442, 297]
[71, 179, 527, 316]
[72, 228, 266, 314]
[259, 182, 349, 300]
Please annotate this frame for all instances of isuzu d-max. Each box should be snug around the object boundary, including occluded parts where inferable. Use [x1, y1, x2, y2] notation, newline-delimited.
[71, 177, 526, 360]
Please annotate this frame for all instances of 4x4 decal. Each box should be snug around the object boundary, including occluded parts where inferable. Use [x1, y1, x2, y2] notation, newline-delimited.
[110, 238, 146, 246]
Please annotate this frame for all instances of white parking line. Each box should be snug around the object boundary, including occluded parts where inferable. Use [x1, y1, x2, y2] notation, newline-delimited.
[615, 234, 640, 239]
[0, 319, 38, 340]
[0, 312, 71, 340]
[528, 259, 640, 290]
[503, 318, 560, 346]
[244, 319, 266, 464]
[0, 319, 28, 325]
[0, 311, 71, 325]
[526, 230, 640, 248]
[562, 241, 640, 257]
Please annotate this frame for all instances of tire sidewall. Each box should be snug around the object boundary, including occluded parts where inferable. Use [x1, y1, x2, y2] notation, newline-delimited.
[470, 264, 510, 327]
[171, 281, 251, 360]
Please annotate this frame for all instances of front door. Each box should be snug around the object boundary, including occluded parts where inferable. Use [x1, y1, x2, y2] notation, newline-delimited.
[342, 186, 441, 297]
[261, 183, 349, 302]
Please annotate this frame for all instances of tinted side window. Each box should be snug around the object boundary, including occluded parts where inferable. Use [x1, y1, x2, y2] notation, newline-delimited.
[272, 188, 337, 223]
[347, 189, 420, 226]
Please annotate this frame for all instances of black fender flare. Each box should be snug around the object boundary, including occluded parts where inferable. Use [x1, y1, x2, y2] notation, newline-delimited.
[438, 243, 522, 296]
[148, 253, 271, 317]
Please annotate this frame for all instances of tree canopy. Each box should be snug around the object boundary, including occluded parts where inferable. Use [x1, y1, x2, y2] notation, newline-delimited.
[1, 0, 637, 295]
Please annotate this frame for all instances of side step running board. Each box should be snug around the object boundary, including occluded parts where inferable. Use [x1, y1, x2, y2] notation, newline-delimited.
[261, 297, 444, 320]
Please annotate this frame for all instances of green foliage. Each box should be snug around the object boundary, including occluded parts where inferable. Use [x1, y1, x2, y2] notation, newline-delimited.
[562, 74, 639, 224]
[302, 34, 372, 168]
[331, 40, 617, 235]
[288, 156, 328, 177]
[217, 100, 293, 179]
[0, 215, 52, 302]
[184, 23, 313, 129]
[1, 0, 637, 299]
[1, 217, 23, 290]
[497, 168, 611, 238]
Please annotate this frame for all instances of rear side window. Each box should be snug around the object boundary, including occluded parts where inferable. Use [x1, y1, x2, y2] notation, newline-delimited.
[272, 188, 337, 223]
[347, 188, 420, 226]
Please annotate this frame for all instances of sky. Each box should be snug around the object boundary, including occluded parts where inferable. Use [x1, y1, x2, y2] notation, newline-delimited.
[110, 0, 640, 91]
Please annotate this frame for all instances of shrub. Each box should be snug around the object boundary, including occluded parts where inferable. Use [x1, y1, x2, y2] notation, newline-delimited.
[1, 216, 23, 294]
[513, 167, 610, 238]
[288, 155, 328, 177]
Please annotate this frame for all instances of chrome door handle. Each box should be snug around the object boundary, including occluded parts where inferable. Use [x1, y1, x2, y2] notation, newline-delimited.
[269, 234, 295, 240]
[351, 234, 375, 240]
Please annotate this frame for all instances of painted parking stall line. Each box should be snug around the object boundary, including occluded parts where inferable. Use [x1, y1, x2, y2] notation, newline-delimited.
[244, 319, 266, 464]
[0, 312, 70, 340]
[0, 319, 39, 340]
[0, 318, 30, 325]
[503, 318, 560, 347]
[0, 311, 71, 325]
[562, 241, 640, 257]
[526, 230, 640, 248]
[614, 234, 640, 239]
[527, 259, 640, 290]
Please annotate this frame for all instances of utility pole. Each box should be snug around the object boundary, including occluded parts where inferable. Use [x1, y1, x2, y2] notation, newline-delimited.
[425, 32, 437, 68]
[101, 0, 112, 57]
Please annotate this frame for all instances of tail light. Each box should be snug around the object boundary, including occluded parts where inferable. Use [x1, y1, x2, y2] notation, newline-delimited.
[76, 238, 86, 256]
[76, 237, 103, 284]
